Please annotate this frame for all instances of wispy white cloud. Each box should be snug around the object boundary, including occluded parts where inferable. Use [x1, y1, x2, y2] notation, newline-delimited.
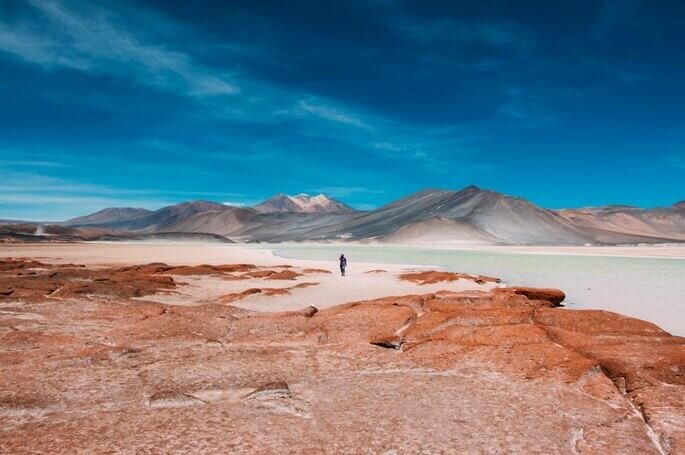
[0, 2, 378, 133]
[0, 0, 468, 156]
[311, 186, 384, 198]
[0, 168, 173, 220]
[222, 201, 247, 207]
[0, 193, 162, 206]
[350, 203, 377, 211]
[372, 142, 404, 152]
[0, 0, 495, 217]
[372, 141, 441, 165]
[0, 0, 237, 96]
[0, 159, 67, 168]
[296, 100, 371, 129]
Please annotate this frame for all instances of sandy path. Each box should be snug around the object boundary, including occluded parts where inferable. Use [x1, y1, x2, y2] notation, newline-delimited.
[0, 242, 497, 312]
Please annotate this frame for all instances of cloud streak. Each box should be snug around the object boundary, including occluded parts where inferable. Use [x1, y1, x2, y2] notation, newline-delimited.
[0, 0, 237, 96]
[310, 186, 384, 198]
[0, 0, 484, 169]
[0, 159, 67, 168]
[297, 100, 371, 129]
[0, 167, 173, 220]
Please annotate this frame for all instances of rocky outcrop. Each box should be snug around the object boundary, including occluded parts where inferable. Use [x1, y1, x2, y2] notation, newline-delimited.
[0, 260, 320, 303]
[0, 259, 682, 453]
[218, 282, 319, 303]
[246, 382, 291, 400]
[147, 390, 205, 408]
[399, 270, 501, 285]
[302, 268, 332, 274]
[493, 286, 566, 306]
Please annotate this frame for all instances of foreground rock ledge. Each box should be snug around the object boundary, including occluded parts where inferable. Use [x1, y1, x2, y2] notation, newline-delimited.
[0, 260, 683, 454]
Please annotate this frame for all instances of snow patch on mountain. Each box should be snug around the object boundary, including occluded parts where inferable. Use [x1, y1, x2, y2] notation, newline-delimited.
[255, 193, 357, 214]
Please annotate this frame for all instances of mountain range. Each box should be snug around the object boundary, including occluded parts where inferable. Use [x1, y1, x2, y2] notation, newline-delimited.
[45, 187, 684, 245]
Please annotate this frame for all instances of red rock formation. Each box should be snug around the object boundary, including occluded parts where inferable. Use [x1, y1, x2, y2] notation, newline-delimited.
[243, 269, 302, 280]
[493, 286, 566, 306]
[116, 263, 257, 276]
[266, 270, 301, 280]
[399, 270, 501, 285]
[218, 282, 319, 303]
[0, 259, 682, 453]
[0, 260, 324, 304]
[302, 268, 332, 274]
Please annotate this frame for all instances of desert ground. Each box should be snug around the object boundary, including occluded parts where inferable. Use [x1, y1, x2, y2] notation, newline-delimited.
[0, 242, 683, 454]
[0, 242, 499, 313]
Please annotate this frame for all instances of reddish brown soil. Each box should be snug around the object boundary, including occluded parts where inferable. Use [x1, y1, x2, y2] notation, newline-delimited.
[242, 269, 302, 280]
[399, 270, 501, 285]
[0, 259, 316, 304]
[0, 259, 178, 301]
[0, 259, 682, 453]
[302, 268, 332, 274]
[218, 282, 319, 303]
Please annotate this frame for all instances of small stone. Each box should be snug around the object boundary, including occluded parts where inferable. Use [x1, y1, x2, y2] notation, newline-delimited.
[147, 390, 204, 408]
[246, 382, 291, 400]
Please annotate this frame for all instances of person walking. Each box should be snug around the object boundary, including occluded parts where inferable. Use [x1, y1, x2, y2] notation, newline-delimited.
[339, 254, 347, 276]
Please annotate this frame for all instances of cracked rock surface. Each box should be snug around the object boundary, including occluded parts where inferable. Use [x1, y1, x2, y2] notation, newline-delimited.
[0, 258, 683, 454]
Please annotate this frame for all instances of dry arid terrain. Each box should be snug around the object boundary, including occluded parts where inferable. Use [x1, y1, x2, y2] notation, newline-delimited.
[0, 244, 683, 454]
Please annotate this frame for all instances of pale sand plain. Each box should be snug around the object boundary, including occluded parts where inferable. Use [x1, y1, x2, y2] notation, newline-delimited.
[2, 241, 683, 333]
[0, 242, 498, 313]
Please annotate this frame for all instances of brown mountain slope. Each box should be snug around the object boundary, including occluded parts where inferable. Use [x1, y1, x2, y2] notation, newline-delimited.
[305, 186, 597, 244]
[65, 207, 152, 226]
[557, 201, 685, 241]
[379, 217, 499, 244]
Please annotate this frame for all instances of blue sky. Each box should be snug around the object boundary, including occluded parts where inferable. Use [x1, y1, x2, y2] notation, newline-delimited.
[0, 0, 683, 220]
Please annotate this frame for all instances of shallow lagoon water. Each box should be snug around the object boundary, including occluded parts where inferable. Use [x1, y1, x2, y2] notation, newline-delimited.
[266, 244, 685, 336]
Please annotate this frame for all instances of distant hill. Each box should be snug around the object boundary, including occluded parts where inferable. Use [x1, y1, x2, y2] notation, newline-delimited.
[68, 201, 230, 232]
[20, 187, 682, 245]
[298, 186, 597, 245]
[65, 207, 152, 226]
[255, 194, 357, 214]
[0, 223, 232, 244]
[557, 200, 685, 241]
